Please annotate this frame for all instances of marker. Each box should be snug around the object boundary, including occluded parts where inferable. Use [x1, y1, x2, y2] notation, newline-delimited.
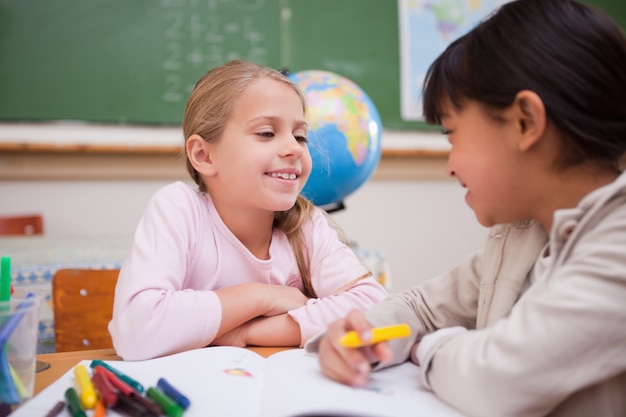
[131, 391, 163, 416]
[0, 257, 11, 306]
[91, 369, 118, 407]
[43, 401, 65, 417]
[339, 323, 411, 348]
[93, 400, 107, 417]
[0, 402, 12, 417]
[146, 387, 184, 417]
[90, 360, 144, 393]
[94, 366, 161, 415]
[0, 351, 19, 404]
[114, 393, 156, 417]
[157, 377, 190, 410]
[0, 293, 35, 343]
[0, 257, 12, 357]
[73, 365, 97, 409]
[94, 366, 135, 397]
[9, 363, 28, 399]
[65, 387, 87, 417]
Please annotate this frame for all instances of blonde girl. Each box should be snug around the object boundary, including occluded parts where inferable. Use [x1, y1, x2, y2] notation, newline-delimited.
[110, 60, 386, 360]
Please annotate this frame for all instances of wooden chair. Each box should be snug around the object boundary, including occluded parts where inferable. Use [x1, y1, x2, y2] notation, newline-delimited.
[52, 268, 119, 352]
[0, 214, 44, 236]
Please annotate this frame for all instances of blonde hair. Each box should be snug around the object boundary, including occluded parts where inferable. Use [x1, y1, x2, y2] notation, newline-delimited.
[182, 59, 318, 298]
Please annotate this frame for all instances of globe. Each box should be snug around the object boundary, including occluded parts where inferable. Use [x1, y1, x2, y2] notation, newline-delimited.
[288, 70, 383, 209]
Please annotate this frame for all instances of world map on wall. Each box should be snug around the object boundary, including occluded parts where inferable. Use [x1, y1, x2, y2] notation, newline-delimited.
[399, 0, 511, 121]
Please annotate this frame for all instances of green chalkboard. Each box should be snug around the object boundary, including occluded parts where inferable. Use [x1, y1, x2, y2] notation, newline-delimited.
[0, 0, 624, 129]
[581, 0, 626, 27]
[0, 0, 408, 127]
[0, 0, 283, 125]
[285, 0, 410, 129]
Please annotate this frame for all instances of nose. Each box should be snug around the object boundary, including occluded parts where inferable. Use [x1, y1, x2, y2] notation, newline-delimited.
[280, 136, 304, 158]
[445, 159, 456, 178]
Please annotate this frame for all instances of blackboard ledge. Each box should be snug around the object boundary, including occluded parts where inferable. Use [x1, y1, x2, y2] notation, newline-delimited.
[0, 122, 450, 157]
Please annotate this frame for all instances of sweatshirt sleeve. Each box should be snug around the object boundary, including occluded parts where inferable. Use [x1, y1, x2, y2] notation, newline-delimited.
[348, 247, 484, 369]
[108, 183, 222, 360]
[287, 209, 388, 345]
[417, 215, 626, 417]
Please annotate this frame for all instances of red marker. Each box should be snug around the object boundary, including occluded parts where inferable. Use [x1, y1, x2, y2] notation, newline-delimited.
[91, 370, 118, 407]
[94, 366, 135, 397]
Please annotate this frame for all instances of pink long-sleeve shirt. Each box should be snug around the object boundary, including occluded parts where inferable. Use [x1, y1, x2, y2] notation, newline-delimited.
[109, 181, 386, 360]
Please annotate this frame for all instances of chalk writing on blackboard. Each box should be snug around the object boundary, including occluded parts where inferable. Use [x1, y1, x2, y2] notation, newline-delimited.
[160, 0, 272, 105]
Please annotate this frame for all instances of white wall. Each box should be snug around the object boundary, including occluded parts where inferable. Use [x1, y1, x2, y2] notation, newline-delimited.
[0, 180, 169, 237]
[332, 179, 487, 291]
[0, 121, 487, 292]
[0, 177, 487, 292]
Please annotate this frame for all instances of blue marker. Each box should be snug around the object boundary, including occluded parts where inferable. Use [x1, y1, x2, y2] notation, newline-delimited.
[0, 294, 35, 344]
[157, 377, 190, 410]
[0, 351, 19, 404]
[0, 292, 35, 405]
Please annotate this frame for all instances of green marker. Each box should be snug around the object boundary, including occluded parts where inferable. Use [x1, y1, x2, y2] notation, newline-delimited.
[147, 387, 184, 417]
[0, 257, 11, 305]
[89, 360, 144, 393]
[0, 257, 11, 356]
[64, 387, 87, 417]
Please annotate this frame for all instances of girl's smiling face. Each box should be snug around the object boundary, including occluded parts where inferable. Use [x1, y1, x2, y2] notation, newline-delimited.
[205, 77, 312, 216]
[442, 99, 536, 228]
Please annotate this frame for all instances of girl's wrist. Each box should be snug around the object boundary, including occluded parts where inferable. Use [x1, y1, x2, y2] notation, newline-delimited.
[239, 282, 272, 316]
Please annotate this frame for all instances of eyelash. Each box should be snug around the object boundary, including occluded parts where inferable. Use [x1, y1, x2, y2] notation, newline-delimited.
[441, 128, 452, 135]
[258, 132, 308, 143]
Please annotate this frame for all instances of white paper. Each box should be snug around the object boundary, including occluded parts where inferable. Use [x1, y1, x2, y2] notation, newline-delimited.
[14, 347, 466, 417]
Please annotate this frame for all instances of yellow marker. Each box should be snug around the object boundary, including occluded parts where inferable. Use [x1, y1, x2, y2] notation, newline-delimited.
[9, 364, 28, 399]
[339, 323, 411, 348]
[73, 364, 97, 409]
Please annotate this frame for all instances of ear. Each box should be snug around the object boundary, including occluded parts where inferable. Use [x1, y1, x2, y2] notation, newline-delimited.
[512, 90, 547, 152]
[186, 134, 218, 176]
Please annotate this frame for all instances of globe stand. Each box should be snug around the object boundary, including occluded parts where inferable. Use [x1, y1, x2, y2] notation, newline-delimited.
[319, 201, 345, 214]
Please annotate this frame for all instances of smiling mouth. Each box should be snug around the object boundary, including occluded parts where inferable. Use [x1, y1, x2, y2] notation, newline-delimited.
[267, 172, 298, 180]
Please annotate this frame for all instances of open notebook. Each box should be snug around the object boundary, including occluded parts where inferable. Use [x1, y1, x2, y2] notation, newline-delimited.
[15, 347, 465, 417]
